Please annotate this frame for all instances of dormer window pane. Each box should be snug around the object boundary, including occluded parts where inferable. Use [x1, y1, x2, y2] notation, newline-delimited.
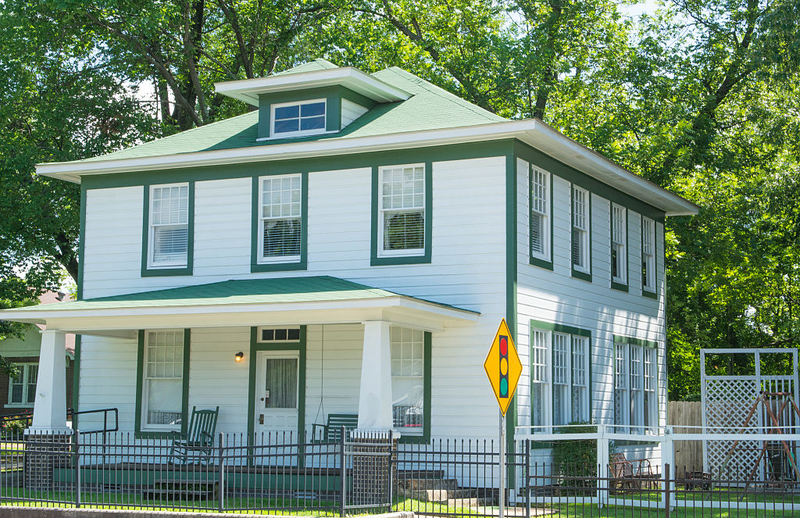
[272, 100, 326, 136]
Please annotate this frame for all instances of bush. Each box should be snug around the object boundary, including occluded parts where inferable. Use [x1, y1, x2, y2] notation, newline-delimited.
[2, 419, 28, 438]
[552, 422, 597, 488]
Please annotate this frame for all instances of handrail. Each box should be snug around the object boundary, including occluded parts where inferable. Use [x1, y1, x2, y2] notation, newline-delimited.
[68, 407, 119, 435]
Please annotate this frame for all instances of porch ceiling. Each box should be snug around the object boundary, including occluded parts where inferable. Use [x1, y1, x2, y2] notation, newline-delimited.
[0, 276, 480, 335]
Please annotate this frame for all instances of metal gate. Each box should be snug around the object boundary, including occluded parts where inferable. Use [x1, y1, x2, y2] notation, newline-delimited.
[701, 348, 799, 481]
[341, 429, 395, 514]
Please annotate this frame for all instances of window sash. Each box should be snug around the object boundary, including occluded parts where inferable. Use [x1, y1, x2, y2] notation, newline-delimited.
[272, 100, 326, 136]
[615, 342, 657, 431]
[143, 330, 184, 430]
[531, 167, 550, 260]
[149, 184, 189, 267]
[642, 217, 656, 291]
[612, 204, 627, 284]
[391, 326, 425, 432]
[8, 364, 37, 406]
[259, 175, 302, 263]
[379, 165, 426, 256]
[571, 186, 589, 271]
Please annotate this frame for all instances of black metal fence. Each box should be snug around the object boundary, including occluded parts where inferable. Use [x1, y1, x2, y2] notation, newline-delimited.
[4, 432, 800, 516]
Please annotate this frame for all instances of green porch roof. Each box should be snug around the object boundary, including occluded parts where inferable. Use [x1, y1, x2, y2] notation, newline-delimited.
[6, 276, 478, 315]
[78, 65, 504, 163]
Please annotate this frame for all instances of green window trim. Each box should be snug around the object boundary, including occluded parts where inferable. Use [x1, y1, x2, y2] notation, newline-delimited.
[570, 183, 592, 283]
[246, 326, 307, 464]
[529, 163, 554, 271]
[529, 320, 593, 431]
[141, 182, 195, 277]
[370, 162, 433, 266]
[398, 331, 432, 444]
[610, 202, 629, 292]
[135, 329, 191, 439]
[641, 215, 658, 298]
[250, 173, 309, 272]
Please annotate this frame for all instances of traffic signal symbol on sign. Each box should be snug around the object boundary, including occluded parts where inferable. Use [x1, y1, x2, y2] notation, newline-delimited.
[484, 319, 522, 416]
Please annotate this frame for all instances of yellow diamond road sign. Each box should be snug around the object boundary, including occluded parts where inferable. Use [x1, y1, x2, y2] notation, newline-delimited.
[484, 319, 522, 416]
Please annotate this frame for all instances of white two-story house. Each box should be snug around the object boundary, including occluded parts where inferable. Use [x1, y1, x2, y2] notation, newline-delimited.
[0, 59, 697, 449]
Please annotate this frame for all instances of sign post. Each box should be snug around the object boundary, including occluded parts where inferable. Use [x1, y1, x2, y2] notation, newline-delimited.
[484, 319, 522, 518]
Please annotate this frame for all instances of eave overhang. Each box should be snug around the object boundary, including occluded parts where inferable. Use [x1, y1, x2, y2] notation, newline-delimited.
[36, 119, 699, 216]
[214, 67, 411, 106]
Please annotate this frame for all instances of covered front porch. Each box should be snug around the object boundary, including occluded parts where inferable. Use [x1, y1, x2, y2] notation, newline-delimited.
[0, 276, 479, 439]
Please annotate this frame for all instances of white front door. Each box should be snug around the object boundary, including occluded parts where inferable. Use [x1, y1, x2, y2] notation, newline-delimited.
[255, 351, 300, 436]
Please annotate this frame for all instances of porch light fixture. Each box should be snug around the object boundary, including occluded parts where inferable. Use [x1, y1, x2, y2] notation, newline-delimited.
[235, 352, 244, 363]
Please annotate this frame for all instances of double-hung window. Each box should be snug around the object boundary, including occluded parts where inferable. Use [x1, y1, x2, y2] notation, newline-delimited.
[611, 204, 627, 287]
[390, 326, 429, 435]
[378, 165, 426, 257]
[571, 185, 590, 276]
[530, 322, 591, 428]
[530, 166, 551, 265]
[141, 330, 185, 431]
[8, 364, 37, 406]
[614, 338, 658, 433]
[271, 99, 326, 137]
[642, 216, 656, 294]
[258, 175, 303, 263]
[148, 184, 189, 269]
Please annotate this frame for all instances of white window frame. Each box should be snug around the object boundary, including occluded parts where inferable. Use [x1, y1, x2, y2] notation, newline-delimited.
[530, 166, 551, 262]
[390, 326, 425, 435]
[378, 164, 426, 258]
[257, 174, 303, 264]
[642, 216, 656, 293]
[7, 363, 37, 407]
[614, 341, 658, 434]
[270, 99, 327, 138]
[141, 330, 184, 432]
[148, 183, 189, 269]
[571, 185, 590, 274]
[530, 329, 548, 428]
[611, 203, 627, 285]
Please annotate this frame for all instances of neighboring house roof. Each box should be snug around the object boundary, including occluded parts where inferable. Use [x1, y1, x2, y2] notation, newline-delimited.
[0, 276, 479, 332]
[0, 291, 75, 358]
[35, 60, 699, 216]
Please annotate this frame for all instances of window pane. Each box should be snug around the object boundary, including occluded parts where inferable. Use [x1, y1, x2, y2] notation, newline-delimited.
[391, 327, 425, 431]
[150, 185, 189, 266]
[301, 102, 325, 117]
[300, 116, 325, 131]
[146, 379, 182, 425]
[275, 105, 299, 120]
[274, 119, 299, 133]
[264, 358, 298, 409]
[384, 211, 424, 250]
[260, 175, 302, 259]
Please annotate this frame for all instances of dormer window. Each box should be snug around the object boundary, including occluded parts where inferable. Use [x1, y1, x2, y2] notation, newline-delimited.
[272, 99, 326, 137]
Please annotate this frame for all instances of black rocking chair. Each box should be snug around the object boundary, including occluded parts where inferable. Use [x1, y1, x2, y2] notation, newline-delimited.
[169, 406, 219, 464]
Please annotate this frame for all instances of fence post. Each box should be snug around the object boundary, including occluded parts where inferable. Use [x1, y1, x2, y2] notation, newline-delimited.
[74, 430, 81, 509]
[596, 424, 609, 508]
[340, 425, 346, 517]
[387, 430, 394, 511]
[525, 439, 530, 518]
[664, 463, 671, 518]
[660, 428, 674, 511]
[217, 433, 225, 513]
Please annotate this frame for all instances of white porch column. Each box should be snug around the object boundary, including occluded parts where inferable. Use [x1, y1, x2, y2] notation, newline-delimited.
[29, 330, 70, 434]
[358, 321, 393, 430]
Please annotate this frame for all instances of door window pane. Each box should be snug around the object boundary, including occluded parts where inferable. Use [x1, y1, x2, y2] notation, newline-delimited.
[265, 358, 298, 409]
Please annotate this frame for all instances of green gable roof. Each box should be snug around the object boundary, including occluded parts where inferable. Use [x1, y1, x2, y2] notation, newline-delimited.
[78, 65, 505, 163]
[5, 276, 478, 315]
[273, 58, 340, 76]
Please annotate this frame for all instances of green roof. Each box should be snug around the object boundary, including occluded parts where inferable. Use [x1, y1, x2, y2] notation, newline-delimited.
[272, 58, 340, 76]
[9, 276, 478, 314]
[79, 65, 506, 163]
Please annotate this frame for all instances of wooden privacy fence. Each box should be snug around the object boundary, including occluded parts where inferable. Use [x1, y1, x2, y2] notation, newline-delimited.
[669, 401, 703, 471]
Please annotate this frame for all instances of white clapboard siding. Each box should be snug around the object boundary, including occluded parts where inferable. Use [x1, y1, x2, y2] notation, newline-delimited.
[515, 159, 666, 429]
[193, 178, 252, 277]
[77, 334, 138, 433]
[341, 100, 369, 128]
[187, 327, 251, 434]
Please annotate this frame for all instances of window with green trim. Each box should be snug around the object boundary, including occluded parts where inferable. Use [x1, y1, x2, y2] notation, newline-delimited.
[390, 326, 425, 435]
[571, 185, 590, 275]
[642, 216, 656, 293]
[379, 165, 426, 257]
[530, 324, 591, 427]
[530, 166, 551, 264]
[141, 330, 185, 431]
[614, 340, 657, 433]
[258, 174, 303, 264]
[611, 203, 627, 286]
[148, 184, 189, 269]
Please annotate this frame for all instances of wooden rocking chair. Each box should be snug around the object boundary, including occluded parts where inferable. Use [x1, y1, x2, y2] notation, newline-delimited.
[169, 406, 219, 465]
